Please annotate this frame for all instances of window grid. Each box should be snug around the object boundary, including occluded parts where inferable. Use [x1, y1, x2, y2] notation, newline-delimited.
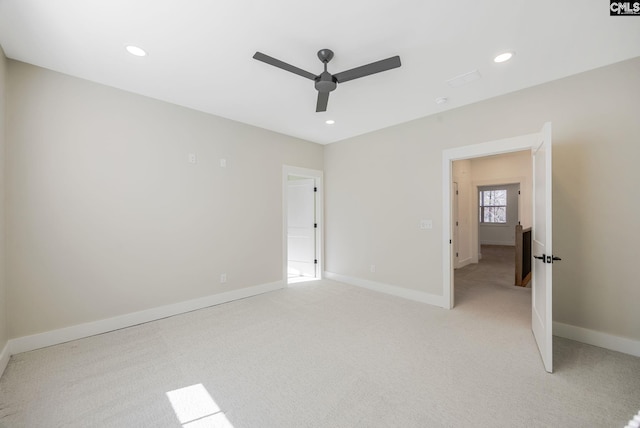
[479, 189, 507, 224]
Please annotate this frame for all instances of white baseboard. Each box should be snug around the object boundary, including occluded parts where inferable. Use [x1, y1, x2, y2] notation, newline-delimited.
[480, 241, 515, 246]
[553, 322, 640, 358]
[4, 280, 637, 378]
[324, 271, 446, 308]
[0, 341, 10, 378]
[8, 281, 285, 356]
[455, 257, 473, 269]
[323, 274, 640, 358]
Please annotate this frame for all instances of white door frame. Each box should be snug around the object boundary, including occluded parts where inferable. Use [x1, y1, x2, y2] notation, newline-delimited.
[282, 165, 323, 284]
[442, 133, 538, 309]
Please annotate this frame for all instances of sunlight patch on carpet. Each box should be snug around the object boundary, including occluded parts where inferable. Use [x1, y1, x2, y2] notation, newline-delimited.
[166, 383, 234, 427]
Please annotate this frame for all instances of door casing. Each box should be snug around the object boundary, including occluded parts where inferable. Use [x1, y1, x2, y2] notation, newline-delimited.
[442, 132, 540, 309]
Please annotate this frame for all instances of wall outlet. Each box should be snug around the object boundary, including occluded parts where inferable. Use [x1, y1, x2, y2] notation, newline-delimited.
[188, 153, 197, 164]
[370, 264, 376, 273]
[220, 273, 227, 283]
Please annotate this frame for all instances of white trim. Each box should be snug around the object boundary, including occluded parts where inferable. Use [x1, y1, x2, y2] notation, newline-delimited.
[283, 166, 324, 284]
[443, 133, 538, 161]
[8, 281, 284, 355]
[0, 341, 10, 378]
[456, 257, 473, 269]
[554, 322, 640, 358]
[324, 271, 446, 308]
[3, 283, 638, 375]
[442, 132, 538, 309]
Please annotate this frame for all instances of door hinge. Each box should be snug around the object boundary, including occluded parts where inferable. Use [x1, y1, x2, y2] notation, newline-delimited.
[456, 190, 459, 195]
[314, 259, 318, 264]
[314, 223, 317, 228]
[456, 252, 459, 257]
[456, 221, 459, 226]
[449, 239, 452, 244]
[518, 190, 521, 195]
[314, 187, 317, 192]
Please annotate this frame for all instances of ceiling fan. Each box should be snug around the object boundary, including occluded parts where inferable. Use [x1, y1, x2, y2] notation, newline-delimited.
[252, 49, 401, 112]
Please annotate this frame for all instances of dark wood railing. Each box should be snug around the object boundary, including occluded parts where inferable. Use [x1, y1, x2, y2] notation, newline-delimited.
[515, 225, 532, 287]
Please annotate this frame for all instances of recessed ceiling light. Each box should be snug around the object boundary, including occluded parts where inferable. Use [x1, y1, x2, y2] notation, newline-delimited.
[126, 45, 147, 57]
[494, 51, 514, 63]
[325, 120, 335, 125]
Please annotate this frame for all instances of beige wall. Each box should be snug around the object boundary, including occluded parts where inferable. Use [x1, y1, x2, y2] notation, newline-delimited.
[4, 54, 640, 345]
[6, 61, 323, 338]
[0, 47, 7, 350]
[471, 151, 533, 228]
[325, 57, 640, 341]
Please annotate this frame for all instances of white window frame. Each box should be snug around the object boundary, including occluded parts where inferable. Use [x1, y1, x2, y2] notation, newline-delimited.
[479, 188, 508, 224]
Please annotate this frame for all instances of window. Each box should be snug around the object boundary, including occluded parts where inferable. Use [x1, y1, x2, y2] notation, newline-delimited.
[479, 189, 507, 223]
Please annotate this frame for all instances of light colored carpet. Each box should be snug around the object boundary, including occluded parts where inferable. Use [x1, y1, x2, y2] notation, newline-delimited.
[1, 253, 639, 427]
[456, 244, 523, 288]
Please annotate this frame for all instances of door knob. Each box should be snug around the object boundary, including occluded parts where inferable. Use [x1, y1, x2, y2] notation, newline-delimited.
[533, 254, 561, 264]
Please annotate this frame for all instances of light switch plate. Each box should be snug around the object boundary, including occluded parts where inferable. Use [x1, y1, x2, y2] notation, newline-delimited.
[420, 220, 433, 230]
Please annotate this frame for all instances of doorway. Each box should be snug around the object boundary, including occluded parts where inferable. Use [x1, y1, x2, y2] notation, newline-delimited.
[442, 134, 538, 308]
[453, 162, 528, 299]
[442, 123, 555, 372]
[282, 166, 323, 284]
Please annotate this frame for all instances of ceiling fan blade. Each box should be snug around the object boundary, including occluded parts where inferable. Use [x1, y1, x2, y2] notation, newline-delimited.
[316, 91, 330, 112]
[253, 52, 317, 80]
[334, 56, 401, 84]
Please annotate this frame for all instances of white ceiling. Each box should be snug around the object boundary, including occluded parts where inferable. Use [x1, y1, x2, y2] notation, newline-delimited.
[1, 0, 639, 144]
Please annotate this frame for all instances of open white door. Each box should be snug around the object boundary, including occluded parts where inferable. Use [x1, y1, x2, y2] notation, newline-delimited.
[532, 122, 553, 373]
[287, 178, 317, 278]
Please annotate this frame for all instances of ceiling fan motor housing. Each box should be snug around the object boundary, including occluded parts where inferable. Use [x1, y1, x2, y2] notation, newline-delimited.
[315, 72, 337, 92]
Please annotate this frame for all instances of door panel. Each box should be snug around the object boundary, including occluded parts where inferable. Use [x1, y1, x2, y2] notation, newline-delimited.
[287, 178, 316, 278]
[532, 122, 553, 373]
[453, 182, 459, 268]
